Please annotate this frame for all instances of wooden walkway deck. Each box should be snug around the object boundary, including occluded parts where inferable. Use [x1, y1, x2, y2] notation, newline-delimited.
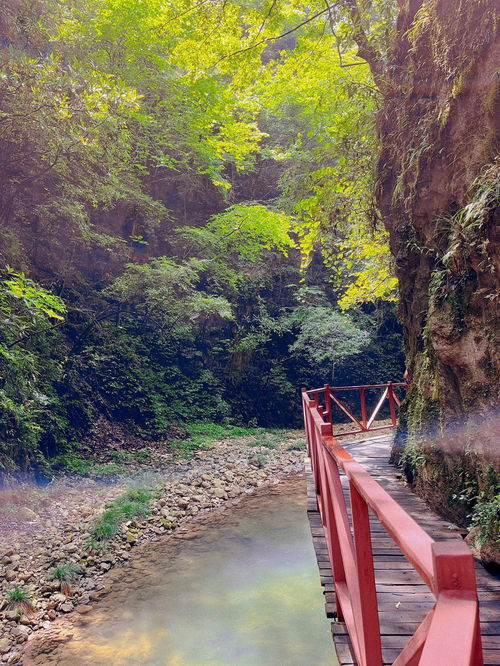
[306, 433, 500, 666]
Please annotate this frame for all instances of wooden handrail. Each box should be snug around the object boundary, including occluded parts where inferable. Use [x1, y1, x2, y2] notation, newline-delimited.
[302, 388, 483, 666]
[304, 382, 407, 437]
[307, 382, 407, 393]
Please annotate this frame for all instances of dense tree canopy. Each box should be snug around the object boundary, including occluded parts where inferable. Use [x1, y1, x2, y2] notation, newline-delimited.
[0, 0, 406, 476]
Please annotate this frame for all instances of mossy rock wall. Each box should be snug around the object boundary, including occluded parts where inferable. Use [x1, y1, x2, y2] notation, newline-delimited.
[378, 0, 499, 555]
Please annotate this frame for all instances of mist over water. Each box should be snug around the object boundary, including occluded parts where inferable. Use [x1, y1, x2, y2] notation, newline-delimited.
[35, 478, 336, 666]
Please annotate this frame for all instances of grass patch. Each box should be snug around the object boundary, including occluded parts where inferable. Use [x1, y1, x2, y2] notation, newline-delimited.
[287, 440, 306, 451]
[51, 454, 126, 479]
[91, 489, 152, 542]
[133, 448, 153, 463]
[172, 422, 270, 455]
[6, 587, 36, 615]
[48, 564, 84, 595]
[51, 453, 93, 475]
[247, 432, 282, 449]
[108, 450, 132, 463]
[89, 463, 126, 479]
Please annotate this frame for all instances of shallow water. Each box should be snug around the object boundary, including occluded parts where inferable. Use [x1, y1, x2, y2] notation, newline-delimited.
[46, 478, 336, 666]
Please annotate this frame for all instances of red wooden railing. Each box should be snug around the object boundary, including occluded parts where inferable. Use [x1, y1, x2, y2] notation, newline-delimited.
[305, 382, 408, 437]
[302, 387, 483, 666]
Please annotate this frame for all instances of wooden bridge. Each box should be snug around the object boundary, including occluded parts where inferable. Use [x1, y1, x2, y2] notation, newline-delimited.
[302, 383, 500, 666]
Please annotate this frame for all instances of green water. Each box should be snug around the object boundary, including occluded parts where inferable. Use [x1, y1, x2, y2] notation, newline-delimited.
[49, 478, 336, 666]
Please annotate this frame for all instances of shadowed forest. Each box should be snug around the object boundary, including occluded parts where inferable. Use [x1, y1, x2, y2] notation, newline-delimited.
[0, 0, 407, 477]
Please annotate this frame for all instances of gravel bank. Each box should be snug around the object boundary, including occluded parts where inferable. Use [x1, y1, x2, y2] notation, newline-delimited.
[0, 432, 306, 663]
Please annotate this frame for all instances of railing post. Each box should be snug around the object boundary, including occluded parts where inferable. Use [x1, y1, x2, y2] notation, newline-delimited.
[301, 389, 311, 457]
[387, 381, 397, 426]
[350, 480, 383, 666]
[420, 542, 483, 666]
[359, 387, 367, 430]
[324, 384, 332, 424]
[312, 390, 319, 408]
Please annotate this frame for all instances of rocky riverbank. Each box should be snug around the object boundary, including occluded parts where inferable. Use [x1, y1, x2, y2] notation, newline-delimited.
[0, 431, 305, 663]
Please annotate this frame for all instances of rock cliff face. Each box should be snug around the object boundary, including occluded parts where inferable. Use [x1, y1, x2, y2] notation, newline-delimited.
[376, 0, 499, 540]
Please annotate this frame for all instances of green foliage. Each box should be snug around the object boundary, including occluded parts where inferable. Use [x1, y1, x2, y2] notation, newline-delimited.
[50, 454, 128, 479]
[0, 269, 72, 471]
[0, 0, 405, 477]
[194, 205, 296, 260]
[174, 422, 267, 454]
[288, 301, 370, 376]
[470, 494, 500, 546]
[3, 270, 66, 321]
[133, 448, 153, 464]
[92, 489, 152, 541]
[49, 564, 84, 595]
[247, 432, 281, 449]
[51, 454, 93, 476]
[400, 441, 429, 477]
[7, 587, 30, 603]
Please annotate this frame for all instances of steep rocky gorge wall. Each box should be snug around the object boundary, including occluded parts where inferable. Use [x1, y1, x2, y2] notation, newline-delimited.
[376, 0, 499, 536]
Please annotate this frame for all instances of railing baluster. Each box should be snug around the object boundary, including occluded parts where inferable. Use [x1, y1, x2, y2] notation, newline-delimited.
[349, 479, 383, 666]
[318, 452, 346, 621]
[359, 387, 367, 430]
[324, 384, 332, 423]
[388, 381, 397, 426]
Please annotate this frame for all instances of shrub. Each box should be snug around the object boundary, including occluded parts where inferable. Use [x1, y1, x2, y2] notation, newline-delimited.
[469, 494, 500, 546]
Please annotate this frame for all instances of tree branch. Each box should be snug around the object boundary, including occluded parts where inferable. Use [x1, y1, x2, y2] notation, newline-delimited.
[6, 319, 66, 349]
[209, 6, 333, 69]
[338, 0, 385, 84]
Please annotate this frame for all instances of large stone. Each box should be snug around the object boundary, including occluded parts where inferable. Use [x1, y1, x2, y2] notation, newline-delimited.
[75, 604, 92, 614]
[12, 625, 30, 638]
[4, 610, 19, 622]
[51, 594, 67, 604]
[19, 507, 38, 521]
[0, 637, 11, 654]
[161, 519, 176, 529]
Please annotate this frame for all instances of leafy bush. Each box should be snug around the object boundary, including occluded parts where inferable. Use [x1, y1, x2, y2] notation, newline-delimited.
[469, 494, 500, 546]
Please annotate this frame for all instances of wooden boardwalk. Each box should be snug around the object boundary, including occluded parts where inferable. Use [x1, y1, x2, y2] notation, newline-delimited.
[306, 433, 500, 666]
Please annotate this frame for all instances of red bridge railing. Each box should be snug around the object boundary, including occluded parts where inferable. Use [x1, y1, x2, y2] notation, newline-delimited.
[305, 382, 408, 437]
[302, 386, 483, 666]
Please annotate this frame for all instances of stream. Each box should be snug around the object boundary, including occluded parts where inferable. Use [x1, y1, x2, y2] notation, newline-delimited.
[27, 476, 336, 666]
